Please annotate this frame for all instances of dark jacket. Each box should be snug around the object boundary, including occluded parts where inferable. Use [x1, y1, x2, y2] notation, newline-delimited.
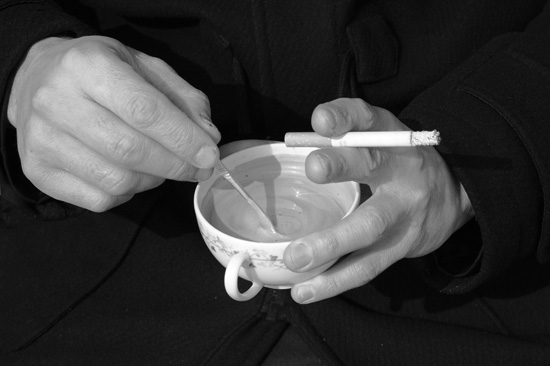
[2, 1, 550, 364]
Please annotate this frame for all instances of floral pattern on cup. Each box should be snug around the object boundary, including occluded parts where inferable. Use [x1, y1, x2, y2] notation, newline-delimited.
[198, 221, 287, 270]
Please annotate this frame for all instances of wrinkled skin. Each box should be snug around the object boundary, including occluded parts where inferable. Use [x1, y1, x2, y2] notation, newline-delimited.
[8, 36, 220, 212]
[9, 36, 474, 304]
[281, 99, 475, 304]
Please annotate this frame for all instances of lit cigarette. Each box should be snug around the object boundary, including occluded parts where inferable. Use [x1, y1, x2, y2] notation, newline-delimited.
[284, 130, 441, 147]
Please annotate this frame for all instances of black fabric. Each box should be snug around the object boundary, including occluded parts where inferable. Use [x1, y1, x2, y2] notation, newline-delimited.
[2, 0, 550, 364]
[400, 32, 550, 291]
[0, 181, 343, 365]
[3, 181, 550, 365]
[0, 0, 95, 209]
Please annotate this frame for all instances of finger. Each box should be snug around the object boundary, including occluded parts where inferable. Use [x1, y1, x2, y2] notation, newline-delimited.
[51, 97, 212, 181]
[290, 244, 404, 304]
[134, 51, 221, 143]
[24, 127, 165, 198]
[25, 164, 133, 212]
[311, 98, 381, 136]
[305, 146, 386, 184]
[283, 194, 403, 273]
[61, 148, 166, 198]
[74, 49, 219, 169]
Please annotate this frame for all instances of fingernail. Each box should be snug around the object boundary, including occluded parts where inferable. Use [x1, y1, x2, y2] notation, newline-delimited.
[295, 286, 314, 304]
[287, 243, 312, 270]
[326, 109, 337, 132]
[307, 152, 331, 183]
[193, 146, 218, 169]
[318, 108, 337, 132]
[193, 168, 213, 181]
[317, 153, 332, 179]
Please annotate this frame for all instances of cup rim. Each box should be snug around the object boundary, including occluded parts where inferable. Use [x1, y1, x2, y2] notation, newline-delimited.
[193, 142, 360, 248]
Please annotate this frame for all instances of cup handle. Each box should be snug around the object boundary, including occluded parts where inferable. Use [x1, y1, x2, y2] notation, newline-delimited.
[224, 252, 264, 301]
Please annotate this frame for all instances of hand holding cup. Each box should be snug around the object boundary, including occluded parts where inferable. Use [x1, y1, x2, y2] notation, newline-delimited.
[283, 98, 475, 304]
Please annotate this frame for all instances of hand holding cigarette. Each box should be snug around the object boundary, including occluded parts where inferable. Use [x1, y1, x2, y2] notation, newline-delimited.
[283, 98, 472, 305]
[285, 130, 441, 147]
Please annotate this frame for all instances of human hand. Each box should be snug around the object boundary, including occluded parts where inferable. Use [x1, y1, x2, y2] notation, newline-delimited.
[283, 98, 475, 304]
[7, 36, 221, 211]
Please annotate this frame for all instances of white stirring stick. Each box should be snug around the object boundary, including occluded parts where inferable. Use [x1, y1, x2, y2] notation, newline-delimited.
[214, 159, 280, 235]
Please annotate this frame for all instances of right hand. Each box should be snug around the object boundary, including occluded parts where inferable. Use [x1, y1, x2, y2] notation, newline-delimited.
[7, 36, 221, 212]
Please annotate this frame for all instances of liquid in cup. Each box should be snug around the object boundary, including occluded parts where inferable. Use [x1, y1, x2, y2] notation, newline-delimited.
[202, 154, 348, 242]
[194, 143, 360, 301]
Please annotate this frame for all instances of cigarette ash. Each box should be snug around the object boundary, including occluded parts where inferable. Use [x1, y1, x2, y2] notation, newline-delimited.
[411, 130, 441, 146]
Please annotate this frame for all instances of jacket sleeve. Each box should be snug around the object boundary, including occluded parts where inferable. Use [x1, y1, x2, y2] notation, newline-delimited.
[0, 0, 94, 222]
[400, 3, 550, 293]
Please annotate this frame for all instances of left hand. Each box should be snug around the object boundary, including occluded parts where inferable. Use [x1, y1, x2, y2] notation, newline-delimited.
[283, 98, 475, 304]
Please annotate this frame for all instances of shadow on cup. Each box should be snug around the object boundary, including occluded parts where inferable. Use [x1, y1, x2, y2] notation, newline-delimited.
[194, 142, 360, 301]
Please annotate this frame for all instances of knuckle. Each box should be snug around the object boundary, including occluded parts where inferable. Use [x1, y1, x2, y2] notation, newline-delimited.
[60, 38, 119, 71]
[60, 46, 86, 71]
[106, 133, 146, 166]
[31, 86, 57, 113]
[361, 148, 383, 173]
[320, 275, 344, 297]
[357, 99, 376, 123]
[87, 193, 116, 213]
[125, 93, 161, 127]
[94, 166, 133, 196]
[60, 42, 99, 72]
[364, 206, 388, 238]
[332, 102, 351, 127]
[24, 118, 55, 153]
[411, 189, 430, 209]
[349, 261, 377, 286]
[320, 229, 342, 258]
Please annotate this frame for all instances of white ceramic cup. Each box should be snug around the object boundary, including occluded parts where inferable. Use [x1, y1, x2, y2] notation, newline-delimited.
[194, 143, 360, 301]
